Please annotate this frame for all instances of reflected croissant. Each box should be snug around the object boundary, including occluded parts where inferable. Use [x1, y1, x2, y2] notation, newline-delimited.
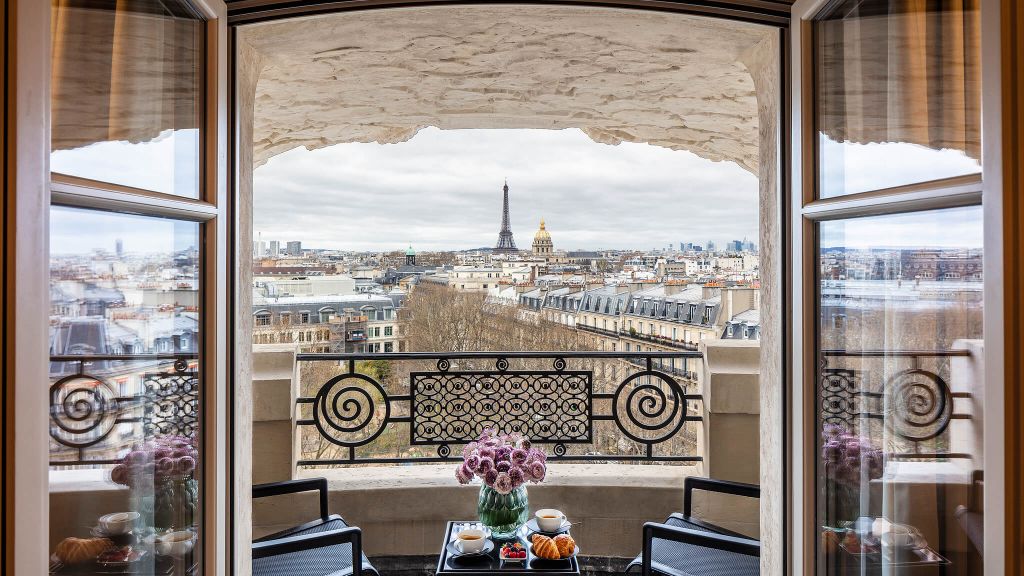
[554, 534, 575, 557]
[531, 534, 560, 560]
[56, 537, 113, 564]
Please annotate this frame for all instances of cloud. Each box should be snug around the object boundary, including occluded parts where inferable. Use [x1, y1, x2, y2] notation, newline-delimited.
[253, 127, 760, 252]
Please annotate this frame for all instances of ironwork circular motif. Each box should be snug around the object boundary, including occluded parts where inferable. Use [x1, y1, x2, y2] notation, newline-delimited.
[437, 444, 452, 458]
[313, 372, 390, 447]
[819, 370, 860, 427]
[437, 359, 451, 372]
[173, 358, 189, 373]
[49, 374, 120, 448]
[495, 358, 509, 372]
[612, 370, 685, 444]
[552, 357, 567, 371]
[885, 368, 952, 441]
[553, 443, 567, 457]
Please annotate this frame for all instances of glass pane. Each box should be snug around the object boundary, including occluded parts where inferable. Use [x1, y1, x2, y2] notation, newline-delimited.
[51, 0, 204, 197]
[49, 207, 201, 574]
[816, 207, 984, 575]
[815, 0, 981, 198]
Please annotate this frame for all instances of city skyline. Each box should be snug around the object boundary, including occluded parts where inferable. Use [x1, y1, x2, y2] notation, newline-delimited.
[253, 127, 759, 252]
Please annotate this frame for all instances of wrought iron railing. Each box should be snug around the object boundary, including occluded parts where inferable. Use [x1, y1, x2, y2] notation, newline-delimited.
[295, 351, 703, 466]
[48, 354, 199, 467]
[819, 349, 972, 460]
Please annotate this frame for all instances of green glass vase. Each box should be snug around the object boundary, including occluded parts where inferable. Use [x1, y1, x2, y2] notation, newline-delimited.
[477, 484, 529, 540]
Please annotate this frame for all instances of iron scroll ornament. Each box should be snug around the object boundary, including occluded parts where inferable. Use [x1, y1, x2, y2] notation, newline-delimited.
[313, 371, 391, 447]
[49, 374, 124, 449]
[612, 369, 687, 444]
[885, 368, 953, 441]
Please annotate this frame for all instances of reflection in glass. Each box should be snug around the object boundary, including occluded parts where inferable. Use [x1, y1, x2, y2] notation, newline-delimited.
[51, 0, 203, 197]
[815, 0, 981, 197]
[49, 207, 201, 575]
[816, 207, 983, 575]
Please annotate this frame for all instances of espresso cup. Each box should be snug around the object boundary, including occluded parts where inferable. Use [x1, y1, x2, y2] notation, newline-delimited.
[880, 524, 917, 549]
[156, 531, 195, 557]
[98, 511, 141, 535]
[456, 528, 488, 554]
[535, 509, 566, 532]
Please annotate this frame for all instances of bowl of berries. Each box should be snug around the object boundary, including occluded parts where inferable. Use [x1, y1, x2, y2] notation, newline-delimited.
[500, 542, 528, 564]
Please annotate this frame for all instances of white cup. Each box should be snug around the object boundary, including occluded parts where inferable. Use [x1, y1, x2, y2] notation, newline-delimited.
[156, 531, 195, 557]
[98, 511, 140, 535]
[880, 524, 917, 548]
[456, 528, 488, 554]
[535, 509, 566, 532]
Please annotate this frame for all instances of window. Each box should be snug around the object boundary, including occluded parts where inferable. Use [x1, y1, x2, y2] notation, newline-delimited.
[808, 1, 984, 573]
[384, 342, 393, 352]
[319, 308, 335, 323]
[300, 311, 310, 324]
[384, 326, 393, 336]
[51, 0, 203, 197]
[815, 208, 983, 573]
[815, 0, 980, 198]
[49, 208, 203, 576]
[255, 311, 271, 326]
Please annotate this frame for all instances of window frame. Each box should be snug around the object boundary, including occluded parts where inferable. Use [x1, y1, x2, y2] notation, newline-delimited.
[789, 0, 1004, 574]
[19, 1, 232, 575]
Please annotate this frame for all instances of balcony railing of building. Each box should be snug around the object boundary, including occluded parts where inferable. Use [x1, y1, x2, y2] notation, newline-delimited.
[48, 354, 199, 467]
[293, 350, 704, 466]
[819, 348, 973, 461]
[576, 323, 701, 351]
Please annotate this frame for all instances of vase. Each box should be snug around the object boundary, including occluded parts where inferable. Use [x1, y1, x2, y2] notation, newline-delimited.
[477, 484, 529, 540]
[154, 477, 199, 531]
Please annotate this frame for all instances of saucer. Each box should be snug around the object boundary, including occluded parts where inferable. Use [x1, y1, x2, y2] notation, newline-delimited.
[447, 539, 495, 558]
[526, 518, 571, 535]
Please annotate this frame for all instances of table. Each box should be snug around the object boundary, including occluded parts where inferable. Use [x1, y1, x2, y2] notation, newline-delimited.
[435, 521, 580, 576]
[823, 530, 951, 576]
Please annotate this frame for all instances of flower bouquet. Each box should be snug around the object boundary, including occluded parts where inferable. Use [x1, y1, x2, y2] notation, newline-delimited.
[111, 435, 199, 530]
[821, 424, 883, 525]
[455, 429, 548, 539]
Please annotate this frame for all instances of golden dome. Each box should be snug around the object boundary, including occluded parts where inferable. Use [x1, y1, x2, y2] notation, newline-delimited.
[534, 219, 551, 242]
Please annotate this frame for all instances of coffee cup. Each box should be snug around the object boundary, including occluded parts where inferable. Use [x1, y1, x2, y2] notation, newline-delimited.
[535, 509, 566, 532]
[98, 512, 140, 535]
[456, 528, 488, 554]
[156, 531, 195, 557]
[880, 524, 918, 549]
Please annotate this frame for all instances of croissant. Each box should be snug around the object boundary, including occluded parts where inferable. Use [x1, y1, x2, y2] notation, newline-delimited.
[531, 534, 560, 560]
[56, 537, 112, 564]
[553, 534, 575, 557]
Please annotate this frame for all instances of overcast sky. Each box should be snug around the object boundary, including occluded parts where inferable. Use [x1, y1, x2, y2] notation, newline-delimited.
[46, 127, 984, 255]
[253, 127, 759, 252]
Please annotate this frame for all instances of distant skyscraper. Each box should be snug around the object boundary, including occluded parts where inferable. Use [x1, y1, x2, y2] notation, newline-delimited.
[286, 241, 302, 256]
[252, 240, 267, 258]
[115, 238, 123, 257]
[493, 180, 519, 254]
[706, 240, 717, 252]
[728, 240, 744, 252]
[269, 240, 280, 256]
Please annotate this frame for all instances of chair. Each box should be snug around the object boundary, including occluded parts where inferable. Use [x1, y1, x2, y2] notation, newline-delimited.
[626, 477, 760, 576]
[253, 478, 379, 576]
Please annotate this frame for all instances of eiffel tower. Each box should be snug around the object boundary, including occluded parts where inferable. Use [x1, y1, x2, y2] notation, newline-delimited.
[493, 179, 519, 254]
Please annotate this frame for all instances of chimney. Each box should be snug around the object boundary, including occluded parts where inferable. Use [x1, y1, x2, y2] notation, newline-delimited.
[662, 282, 689, 296]
[702, 284, 722, 299]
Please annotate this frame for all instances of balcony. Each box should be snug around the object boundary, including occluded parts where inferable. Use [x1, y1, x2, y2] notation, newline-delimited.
[46, 340, 983, 572]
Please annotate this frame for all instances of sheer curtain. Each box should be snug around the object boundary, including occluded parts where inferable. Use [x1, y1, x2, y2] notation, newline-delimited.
[51, 0, 201, 153]
[816, 0, 981, 160]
